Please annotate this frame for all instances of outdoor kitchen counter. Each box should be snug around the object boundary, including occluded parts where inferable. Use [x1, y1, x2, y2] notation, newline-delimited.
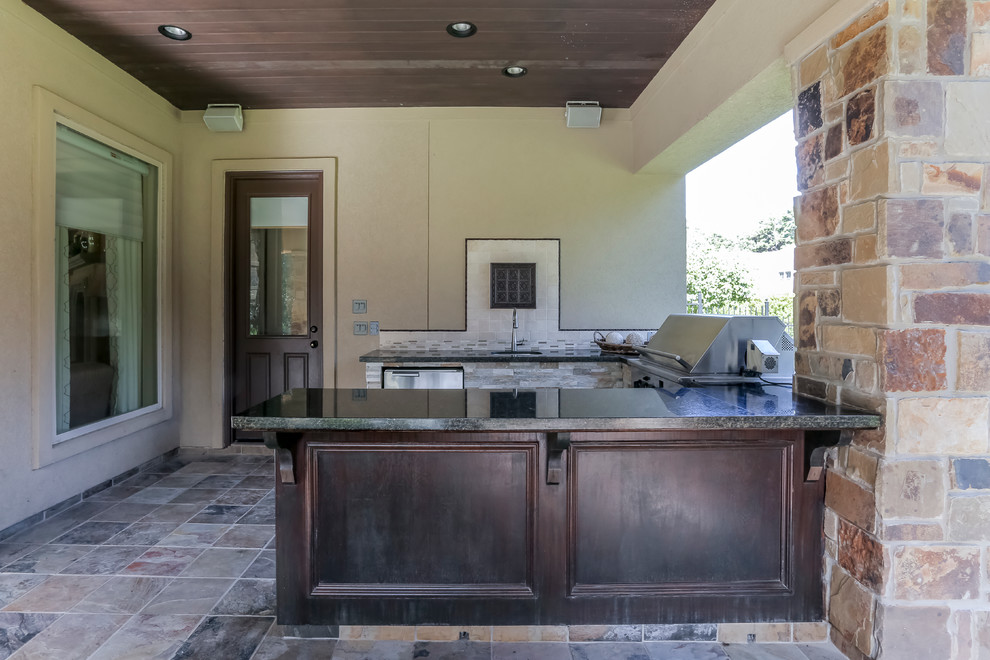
[234, 387, 879, 627]
[232, 384, 880, 432]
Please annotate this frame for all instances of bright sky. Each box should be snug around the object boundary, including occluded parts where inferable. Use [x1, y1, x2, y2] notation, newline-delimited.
[686, 112, 798, 238]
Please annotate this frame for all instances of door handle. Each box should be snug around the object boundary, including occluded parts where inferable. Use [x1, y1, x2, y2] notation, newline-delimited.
[310, 340, 319, 348]
[546, 432, 570, 485]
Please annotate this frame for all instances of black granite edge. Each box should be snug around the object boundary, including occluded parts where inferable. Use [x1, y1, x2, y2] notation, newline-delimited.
[231, 413, 881, 433]
[359, 349, 628, 363]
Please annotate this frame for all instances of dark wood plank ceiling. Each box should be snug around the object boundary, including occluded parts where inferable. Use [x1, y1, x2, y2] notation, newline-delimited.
[23, 0, 717, 110]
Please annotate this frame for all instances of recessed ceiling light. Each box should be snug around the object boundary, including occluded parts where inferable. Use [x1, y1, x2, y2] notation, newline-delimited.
[502, 66, 527, 78]
[446, 21, 477, 38]
[158, 25, 191, 41]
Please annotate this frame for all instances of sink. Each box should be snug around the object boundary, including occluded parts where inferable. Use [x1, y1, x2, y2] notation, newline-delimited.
[491, 350, 543, 355]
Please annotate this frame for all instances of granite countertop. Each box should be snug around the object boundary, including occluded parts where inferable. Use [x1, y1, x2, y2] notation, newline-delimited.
[359, 347, 628, 363]
[232, 385, 881, 432]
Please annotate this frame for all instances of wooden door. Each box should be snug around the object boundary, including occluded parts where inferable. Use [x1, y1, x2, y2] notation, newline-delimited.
[229, 172, 323, 442]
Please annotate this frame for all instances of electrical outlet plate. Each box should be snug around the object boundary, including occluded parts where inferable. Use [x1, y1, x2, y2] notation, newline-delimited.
[353, 321, 369, 335]
[369, 321, 379, 335]
[352, 300, 367, 314]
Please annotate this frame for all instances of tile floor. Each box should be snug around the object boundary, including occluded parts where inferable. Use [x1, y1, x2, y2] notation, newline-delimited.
[0, 453, 847, 660]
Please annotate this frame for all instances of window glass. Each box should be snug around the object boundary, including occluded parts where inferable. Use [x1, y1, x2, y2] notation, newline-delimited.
[54, 124, 159, 434]
[248, 196, 309, 336]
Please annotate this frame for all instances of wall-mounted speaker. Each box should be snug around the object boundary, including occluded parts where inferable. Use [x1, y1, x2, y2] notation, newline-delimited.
[565, 101, 602, 128]
[203, 104, 243, 132]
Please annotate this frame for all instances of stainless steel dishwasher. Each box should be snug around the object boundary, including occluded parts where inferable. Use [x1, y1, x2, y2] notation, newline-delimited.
[382, 367, 464, 389]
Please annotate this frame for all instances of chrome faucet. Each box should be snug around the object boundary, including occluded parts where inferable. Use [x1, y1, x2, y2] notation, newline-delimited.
[510, 308, 518, 351]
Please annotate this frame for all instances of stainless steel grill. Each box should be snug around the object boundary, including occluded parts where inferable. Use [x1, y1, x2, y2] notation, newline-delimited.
[628, 314, 795, 387]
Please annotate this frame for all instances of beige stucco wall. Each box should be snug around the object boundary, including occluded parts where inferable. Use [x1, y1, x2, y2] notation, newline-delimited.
[177, 106, 685, 448]
[630, 0, 874, 175]
[0, 0, 181, 530]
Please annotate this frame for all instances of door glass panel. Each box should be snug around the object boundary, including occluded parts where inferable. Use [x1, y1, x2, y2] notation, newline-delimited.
[248, 196, 309, 336]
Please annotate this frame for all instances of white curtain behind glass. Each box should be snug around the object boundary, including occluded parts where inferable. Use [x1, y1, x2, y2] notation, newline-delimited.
[54, 125, 149, 432]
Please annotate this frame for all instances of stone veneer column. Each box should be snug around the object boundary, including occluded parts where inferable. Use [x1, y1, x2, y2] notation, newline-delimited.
[793, 1, 990, 658]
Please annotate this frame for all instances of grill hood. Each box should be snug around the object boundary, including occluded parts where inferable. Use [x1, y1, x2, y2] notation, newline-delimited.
[633, 314, 794, 385]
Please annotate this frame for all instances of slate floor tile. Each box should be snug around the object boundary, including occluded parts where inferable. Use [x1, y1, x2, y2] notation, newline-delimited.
[88, 613, 202, 660]
[104, 522, 180, 546]
[3, 517, 86, 546]
[0, 612, 61, 659]
[190, 505, 252, 524]
[212, 579, 276, 616]
[237, 504, 275, 525]
[241, 550, 275, 579]
[137, 504, 204, 524]
[330, 640, 415, 660]
[6, 612, 128, 659]
[179, 548, 260, 578]
[149, 474, 207, 489]
[54, 500, 117, 523]
[122, 547, 203, 577]
[795, 644, 848, 660]
[2, 544, 96, 574]
[172, 615, 273, 660]
[70, 575, 171, 614]
[412, 641, 493, 660]
[119, 473, 165, 489]
[140, 578, 235, 615]
[89, 503, 161, 523]
[644, 642, 730, 659]
[169, 489, 228, 506]
[571, 642, 652, 660]
[722, 644, 810, 660]
[157, 523, 231, 547]
[249, 465, 276, 477]
[193, 476, 244, 489]
[493, 642, 572, 660]
[174, 462, 233, 475]
[252, 636, 338, 659]
[123, 487, 188, 504]
[215, 489, 268, 506]
[0, 546, 37, 569]
[0, 575, 48, 609]
[59, 545, 147, 576]
[84, 485, 143, 503]
[236, 476, 274, 490]
[51, 521, 130, 545]
[214, 525, 274, 549]
[1, 574, 109, 612]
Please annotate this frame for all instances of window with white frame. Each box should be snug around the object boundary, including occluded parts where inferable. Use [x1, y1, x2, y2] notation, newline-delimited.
[53, 123, 160, 436]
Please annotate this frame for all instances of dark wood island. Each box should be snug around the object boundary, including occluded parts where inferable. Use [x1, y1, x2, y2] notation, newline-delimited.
[232, 386, 880, 627]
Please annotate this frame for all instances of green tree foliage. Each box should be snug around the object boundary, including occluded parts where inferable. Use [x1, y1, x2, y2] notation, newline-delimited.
[686, 234, 754, 310]
[736, 211, 796, 253]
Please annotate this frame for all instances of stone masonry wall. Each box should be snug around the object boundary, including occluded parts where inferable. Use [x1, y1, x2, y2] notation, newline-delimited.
[793, 1, 990, 658]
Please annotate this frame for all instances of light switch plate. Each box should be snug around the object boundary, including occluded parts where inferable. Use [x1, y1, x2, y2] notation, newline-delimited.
[353, 321, 369, 335]
[369, 321, 379, 335]
[352, 300, 367, 314]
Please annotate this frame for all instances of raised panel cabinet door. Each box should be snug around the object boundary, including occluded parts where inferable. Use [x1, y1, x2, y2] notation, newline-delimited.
[281, 432, 548, 624]
[559, 431, 823, 623]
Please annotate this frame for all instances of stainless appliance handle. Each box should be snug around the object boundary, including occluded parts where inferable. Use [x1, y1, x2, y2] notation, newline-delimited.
[635, 345, 692, 370]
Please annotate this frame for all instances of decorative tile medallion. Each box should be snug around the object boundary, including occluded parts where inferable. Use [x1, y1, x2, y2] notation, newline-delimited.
[490, 263, 536, 309]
